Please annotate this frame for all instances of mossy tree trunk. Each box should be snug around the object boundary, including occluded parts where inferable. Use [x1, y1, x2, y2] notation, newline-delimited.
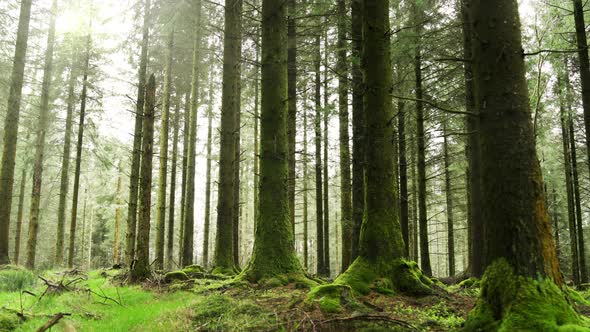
[240, 0, 304, 282]
[0, 0, 33, 265]
[55, 56, 77, 266]
[557, 68, 580, 285]
[350, 0, 364, 262]
[203, 82, 214, 268]
[130, 74, 156, 282]
[413, 2, 431, 277]
[337, 0, 353, 272]
[13, 167, 27, 265]
[178, 92, 190, 266]
[25, 0, 57, 269]
[182, 0, 202, 267]
[472, 0, 561, 284]
[287, 0, 297, 240]
[461, 0, 484, 278]
[167, 100, 180, 270]
[126, 0, 151, 267]
[155, 29, 174, 270]
[215, 0, 242, 273]
[67, 33, 91, 269]
[314, 34, 325, 276]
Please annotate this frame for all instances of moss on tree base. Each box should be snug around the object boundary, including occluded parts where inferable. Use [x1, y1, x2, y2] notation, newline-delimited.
[307, 257, 433, 313]
[463, 259, 590, 332]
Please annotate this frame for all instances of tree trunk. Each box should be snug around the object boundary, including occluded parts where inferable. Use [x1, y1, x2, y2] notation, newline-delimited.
[13, 167, 27, 265]
[303, 98, 309, 270]
[167, 99, 180, 270]
[215, 0, 242, 272]
[323, 27, 331, 277]
[413, 3, 431, 277]
[130, 74, 156, 281]
[203, 84, 214, 268]
[114, 161, 122, 265]
[314, 34, 325, 276]
[25, 0, 57, 269]
[287, 0, 297, 240]
[178, 92, 190, 266]
[0, 0, 33, 265]
[182, 0, 202, 267]
[443, 117, 455, 277]
[241, 0, 304, 281]
[155, 29, 174, 270]
[67, 32, 91, 269]
[558, 68, 580, 285]
[350, 0, 364, 262]
[126, 0, 151, 266]
[337, 0, 353, 272]
[55, 56, 77, 266]
[233, 90, 241, 267]
[253, 26, 260, 239]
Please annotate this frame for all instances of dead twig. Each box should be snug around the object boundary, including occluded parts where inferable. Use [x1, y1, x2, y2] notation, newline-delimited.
[36, 312, 71, 332]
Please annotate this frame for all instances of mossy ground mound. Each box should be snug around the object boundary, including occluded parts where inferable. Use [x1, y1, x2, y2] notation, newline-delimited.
[463, 259, 590, 331]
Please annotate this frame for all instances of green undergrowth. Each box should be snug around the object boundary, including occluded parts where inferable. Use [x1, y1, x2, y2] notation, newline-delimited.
[307, 257, 433, 313]
[463, 259, 590, 332]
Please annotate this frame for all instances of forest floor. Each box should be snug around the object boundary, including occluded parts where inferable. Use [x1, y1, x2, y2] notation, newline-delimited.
[0, 265, 582, 332]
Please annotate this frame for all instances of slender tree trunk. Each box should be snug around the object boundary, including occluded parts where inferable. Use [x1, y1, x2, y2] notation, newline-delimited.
[178, 92, 190, 266]
[167, 100, 180, 270]
[303, 101, 309, 270]
[233, 95, 241, 267]
[337, 0, 353, 272]
[413, 3, 431, 276]
[350, 0, 364, 262]
[215, 0, 242, 272]
[559, 68, 580, 285]
[203, 85, 213, 268]
[126, 0, 151, 266]
[13, 168, 27, 265]
[323, 27, 331, 276]
[314, 34, 325, 276]
[55, 58, 77, 266]
[398, 97, 409, 257]
[443, 117, 455, 276]
[114, 161, 122, 265]
[80, 189, 87, 266]
[287, 0, 297, 239]
[0, 0, 33, 265]
[155, 29, 174, 270]
[241, 0, 304, 281]
[67, 33, 91, 269]
[25, 0, 57, 269]
[182, 0, 202, 266]
[253, 27, 260, 237]
[130, 74, 156, 281]
[410, 135, 419, 261]
[88, 205, 93, 268]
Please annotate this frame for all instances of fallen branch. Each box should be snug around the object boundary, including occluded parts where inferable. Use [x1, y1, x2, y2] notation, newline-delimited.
[37, 312, 71, 332]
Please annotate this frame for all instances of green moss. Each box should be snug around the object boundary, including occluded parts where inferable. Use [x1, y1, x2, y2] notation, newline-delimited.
[307, 284, 352, 313]
[458, 277, 480, 289]
[0, 312, 19, 331]
[391, 260, 433, 295]
[319, 297, 342, 313]
[182, 265, 204, 276]
[259, 277, 285, 288]
[464, 259, 590, 332]
[211, 266, 238, 277]
[164, 271, 189, 283]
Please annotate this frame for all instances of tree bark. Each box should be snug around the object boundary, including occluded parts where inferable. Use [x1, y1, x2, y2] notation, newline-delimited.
[215, 0, 242, 272]
[155, 29, 174, 270]
[314, 34, 325, 276]
[323, 27, 331, 277]
[25, 0, 57, 269]
[130, 74, 156, 281]
[114, 161, 122, 265]
[67, 32, 91, 269]
[166, 100, 180, 269]
[126, 0, 151, 266]
[0, 0, 33, 265]
[337, 0, 353, 272]
[178, 92, 190, 266]
[13, 167, 27, 265]
[443, 117, 455, 277]
[182, 0, 202, 267]
[203, 83, 213, 268]
[287, 0, 297, 240]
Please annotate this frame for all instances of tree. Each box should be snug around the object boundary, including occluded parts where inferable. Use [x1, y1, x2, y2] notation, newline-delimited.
[337, 0, 353, 272]
[314, 33, 325, 276]
[126, 0, 151, 266]
[114, 161, 123, 265]
[13, 167, 27, 265]
[214, 0, 242, 273]
[167, 100, 180, 270]
[55, 50, 78, 266]
[25, 0, 58, 269]
[0, 0, 33, 265]
[462, 0, 583, 329]
[203, 82, 214, 268]
[308, 0, 432, 306]
[442, 116, 455, 276]
[130, 74, 156, 281]
[68, 32, 91, 268]
[287, 0, 297, 239]
[178, 92, 190, 265]
[182, 0, 202, 267]
[240, 0, 306, 282]
[155, 29, 174, 270]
